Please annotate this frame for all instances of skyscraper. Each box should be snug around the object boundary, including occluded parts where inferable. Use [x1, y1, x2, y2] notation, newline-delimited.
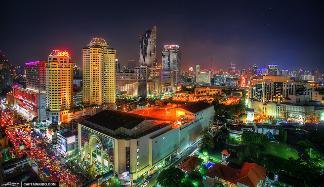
[137, 26, 160, 97]
[139, 26, 157, 67]
[0, 50, 13, 96]
[25, 61, 46, 91]
[46, 49, 73, 123]
[82, 38, 116, 106]
[267, 64, 279, 76]
[161, 45, 180, 92]
[228, 63, 237, 75]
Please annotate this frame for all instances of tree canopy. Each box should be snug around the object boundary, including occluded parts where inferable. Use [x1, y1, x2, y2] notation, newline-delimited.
[157, 167, 185, 187]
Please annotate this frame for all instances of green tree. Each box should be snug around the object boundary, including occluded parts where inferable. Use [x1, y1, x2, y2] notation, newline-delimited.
[187, 171, 203, 184]
[157, 167, 185, 187]
[242, 131, 269, 145]
[278, 127, 288, 143]
[201, 130, 215, 150]
[297, 140, 314, 159]
[214, 182, 224, 187]
[106, 177, 121, 187]
[181, 179, 194, 187]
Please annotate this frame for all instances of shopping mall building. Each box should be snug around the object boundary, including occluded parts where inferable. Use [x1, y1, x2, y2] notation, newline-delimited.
[77, 102, 215, 182]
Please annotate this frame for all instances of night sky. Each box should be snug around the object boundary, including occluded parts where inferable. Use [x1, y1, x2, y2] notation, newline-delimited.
[1, 0, 323, 71]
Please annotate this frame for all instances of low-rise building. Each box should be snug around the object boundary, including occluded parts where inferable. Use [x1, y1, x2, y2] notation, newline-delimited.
[206, 162, 266, 187]
[77, 103, 214, 183]
[7, 85, 46, 122]
[194, 86, 223, 96]
[250, 100, 323, 123]
[57, 131, 77, 157]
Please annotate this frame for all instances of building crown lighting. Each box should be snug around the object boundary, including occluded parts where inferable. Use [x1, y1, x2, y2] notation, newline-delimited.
[25, 60, 41, 66]
[49, 49, 70, 58]
[89, 37, 108, 47]
[164, 45, 180, 50]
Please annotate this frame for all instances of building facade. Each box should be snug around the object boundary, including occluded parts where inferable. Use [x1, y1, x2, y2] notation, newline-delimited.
[139, 26, 157, 67]
[46, 50, 73, 123]
[161, 45, 180, 93]
[0, 50, 13, 96]
[77, 103, 215, 184]
[7, 84, 46, 122]
[82, 38, 116, 106]
[137, 26, 161, 98]
[116, 70, 139, 97]
[25, 61, 46, 91]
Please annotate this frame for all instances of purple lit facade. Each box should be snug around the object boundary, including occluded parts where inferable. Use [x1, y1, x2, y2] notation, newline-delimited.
[25, 61, 46, 91]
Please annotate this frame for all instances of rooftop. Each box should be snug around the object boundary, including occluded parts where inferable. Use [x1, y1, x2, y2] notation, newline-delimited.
[181, 102, 212, 113]
[49, 49, 70, 58]
[130, 104, 191, 121]
[179, 156, 202, 172]
[82, 102, 211, 139]
[86, 110, 151, 131]
[89, 37, 108, 47]
[206, 162, 266, 187]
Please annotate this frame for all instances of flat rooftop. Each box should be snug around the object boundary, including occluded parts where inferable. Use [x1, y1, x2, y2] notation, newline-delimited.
[83, 110, 169, 139]
[82, 102, 212, 139]
[130, 104, 190, 121]
[181, 102, 212, 113]
[86, 110, 152, 131]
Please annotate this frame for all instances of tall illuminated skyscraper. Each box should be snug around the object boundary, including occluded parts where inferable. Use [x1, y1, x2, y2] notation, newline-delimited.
[139, 26, 157, 67]
[161, 45, 180, 93]
[137, 26, 161, 97]
[82, 38, 116, 106]
[46, 50, 73, 123]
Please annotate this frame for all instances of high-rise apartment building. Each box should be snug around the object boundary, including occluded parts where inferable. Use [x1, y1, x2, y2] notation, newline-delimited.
[139, 26, 157, 67]
[25, 61, 46, 91]
[82, 38, 116, 106]
[46, 50, 73, 123]
[161, 45, 180, 92]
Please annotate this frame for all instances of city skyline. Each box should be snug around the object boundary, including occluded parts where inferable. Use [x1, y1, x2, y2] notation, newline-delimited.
[1, 1, 324, 185]
[1, 0, 323, 71]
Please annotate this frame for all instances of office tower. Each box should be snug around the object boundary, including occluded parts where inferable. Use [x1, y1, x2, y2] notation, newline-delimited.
[116, 58, 121, 73]
[196, 70, 211, 85]
[162, 45, 180, 73]
[280, 69, 288, 76]
[0, 50, 13, 96]
[137, 26, 160, 97]
[252, 64, 258, 76]
[46, 49, 73, 123]
[228, 63, 237, 75]
[73, 64, 82, 79]
[161, 45, 180, 92]
[82, 37, 116, 106]
[25, 61, 46, 91]
[267, 64, 279, 76]
[116, 69, 139, 97]
[139, 26, 157, 67]
[134, 66, 149, 97]
[195, 64, 200, 79]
